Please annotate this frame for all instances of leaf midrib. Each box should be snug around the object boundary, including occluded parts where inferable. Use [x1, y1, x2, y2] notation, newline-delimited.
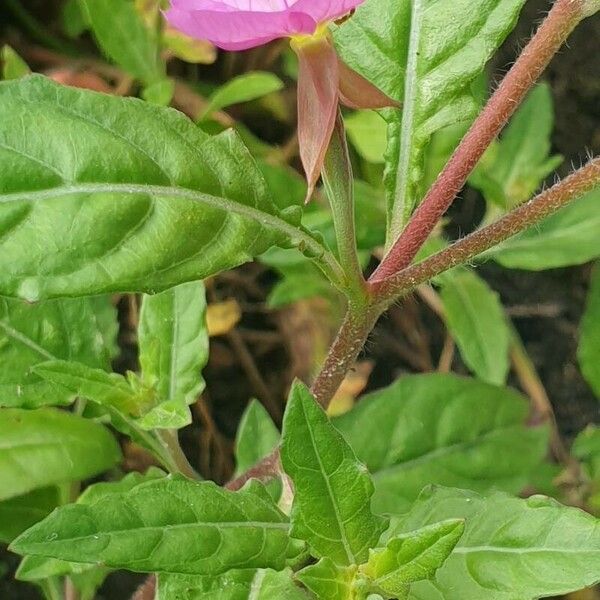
[388, 0, 424, 244]
[0, 182, 339, 282]
[301, 399, 356, 565]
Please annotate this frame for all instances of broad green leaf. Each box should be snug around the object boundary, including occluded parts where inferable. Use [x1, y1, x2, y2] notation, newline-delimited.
[16, 470, 165, 589]
[139, 280, 209, 429]
[235, 400, 280, 476]
[1, 45, 30, 80]
[0, 487, 58, 543]
[0, 295, 117, 407]
[296, 557, 357, 600]
[79, 0, 163, 84]
[470, 83, 562, 208]
[11, 477, 303, 575]
[334, 0, 525, 242]
[201, 72, 284, 121]
[578, 264, 600, 397]
[334, 374, 548, 513]
[489, 189, 600, 269]
[281, 381, 388, 566]
[439, 269, 510, 385]
[158, 569, 308, 599]
[389, 487, 600, 600]
[362, 520, 464, 599]
[0, 76, 330, 299]
[0, 408, 121, 501]
[345, 111, 388, 164]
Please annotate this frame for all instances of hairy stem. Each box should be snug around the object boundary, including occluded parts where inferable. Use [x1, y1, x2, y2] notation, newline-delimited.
[226, 302, 381, 491]
[371, 0, 585, 283]
[322, 111, 366, 295]
[372, 157, 600, 303]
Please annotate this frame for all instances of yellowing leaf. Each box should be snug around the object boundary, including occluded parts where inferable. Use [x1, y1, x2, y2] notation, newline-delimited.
[207, 299, 242, 337]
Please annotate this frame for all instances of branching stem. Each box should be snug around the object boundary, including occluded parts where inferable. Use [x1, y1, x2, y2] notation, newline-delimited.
[370, 0, 586, 283]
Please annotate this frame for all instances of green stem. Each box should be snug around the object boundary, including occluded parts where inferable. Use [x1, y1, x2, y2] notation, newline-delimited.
[321, 111, 366, 298]
[156, 429, 200, 480]
[39, 577, 64, 600]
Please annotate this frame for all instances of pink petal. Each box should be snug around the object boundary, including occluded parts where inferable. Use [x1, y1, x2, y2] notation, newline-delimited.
[165, 6, 317, 50]
[165, 0, 365, 50]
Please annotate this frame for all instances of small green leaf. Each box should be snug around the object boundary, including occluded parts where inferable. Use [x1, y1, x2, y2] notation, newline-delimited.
[0, 487, 58, 543]
[235, 400, 280, 476]
[362, 520, 464, 598]
[335, 0, 526, 242]
[439, 269, 510, 385]
[296, 558, 357, 600]
[1, 45, 30, 80]
[201, 72, 284, 121]
[281, 381, 388, 566]
[0, 296, 117, 408]
[334, 374, 548, 513]
[579, 264, 600, 397]
[139, 280, 209, 429]
[158, 568, 309, 599]
[0, 408, 121, 501]
[489, 189, 600, 270]
[11, 477, 302, 575]
[0, 76, 333, 299]
[389, 487, 600, 600]
[80, 0, 163, 84]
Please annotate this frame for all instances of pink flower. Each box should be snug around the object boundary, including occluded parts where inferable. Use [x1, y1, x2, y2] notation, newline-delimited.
[164, 0, 364, 51]
[166, 0, 399, 200]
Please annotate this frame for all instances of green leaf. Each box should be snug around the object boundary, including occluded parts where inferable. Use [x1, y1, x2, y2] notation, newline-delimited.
[389, 487, 600, 600]
[0, 408, 121, 501]
[1, 45, 30, 80]
[362, 520, 464, 598]
[489, 189, 600, 270]
[579, 264, 600, 397]
[296, 557, 357, 600]
[439, 269, 510, 385]
[0, 295, 117, 407]
[335, 0, 525, 242]
[158, 569, 309, 599]
[201, 72, 284, 121]
[139, 280, 209, 429]
[281, 381, 388, 566]
[61, 0, 89, 38]
[334, 374, 548, 514]
[11, 476, 303, 575]
[235, 400, 280, 476]
[470, 83, 562, 208]
[0, 487, 58, 543]
[79, 0, 163, 84]
[0, 76, 331, 299]
[345, 111, 388, 164]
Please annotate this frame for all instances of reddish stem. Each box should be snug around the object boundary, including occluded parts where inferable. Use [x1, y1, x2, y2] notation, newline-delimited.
[370, 0, 585, 284]
[372, 157, 600, 303]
